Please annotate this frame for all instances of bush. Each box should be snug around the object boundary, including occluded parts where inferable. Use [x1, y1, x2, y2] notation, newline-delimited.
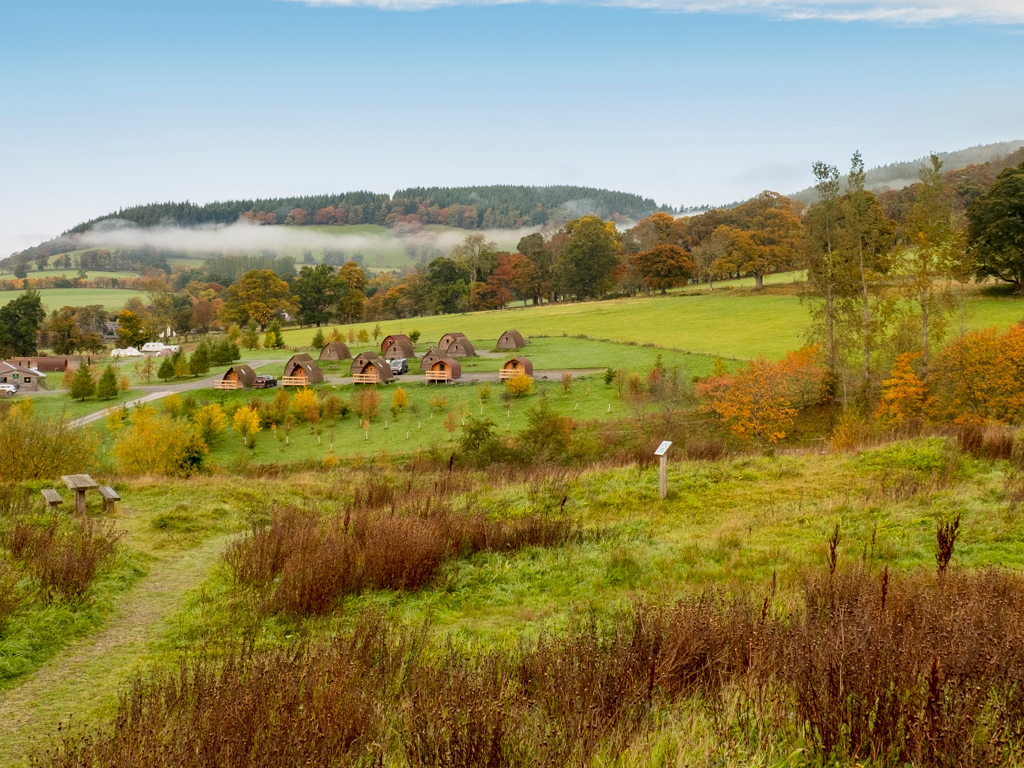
[504, 373, 533, 398]
[0, 410, 95, 482]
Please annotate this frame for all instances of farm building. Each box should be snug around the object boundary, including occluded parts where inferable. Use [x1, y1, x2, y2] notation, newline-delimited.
[447, 337, 476, 358]
[353, 358, 393, 384]
[381, 334, 416, 360]
[499, 357, 533, 379]
[350, 350, 382, 376]
[0, 361, 43, 392]
[425, 357, 461, 384]
[319, 342, 352, 362]
[282, 360, 324, 387]
[8, 357, 72, 373]
[285, 353, 314, 369]
[438, 332, 466, 351]
[215, 365, 257, 390]
[418, 348, 445, 371]
[496, 330, 526, 350]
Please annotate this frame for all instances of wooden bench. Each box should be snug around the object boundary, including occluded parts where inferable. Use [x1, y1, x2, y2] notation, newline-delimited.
[98, 486, 120, 513]
[41, 489, 63, 509]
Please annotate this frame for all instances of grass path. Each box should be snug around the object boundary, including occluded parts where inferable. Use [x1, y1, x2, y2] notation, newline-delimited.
[0, 534, 231, 767]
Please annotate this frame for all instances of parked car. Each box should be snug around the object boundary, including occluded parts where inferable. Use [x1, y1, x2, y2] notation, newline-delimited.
[0, 384, 17, 396]
[389, 358, 408, 375]
[254, 375, 277, 388]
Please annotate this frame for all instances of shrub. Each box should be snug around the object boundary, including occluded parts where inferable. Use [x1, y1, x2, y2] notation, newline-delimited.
[504, 373, 533, 398]
[0, 410, 95, 482]
[112, 407, 199, 475]
[233, 407, 262, 446]
[292, 388, 320, 423]
[392, 387, 408, 412]
[193, 403, 228, 446]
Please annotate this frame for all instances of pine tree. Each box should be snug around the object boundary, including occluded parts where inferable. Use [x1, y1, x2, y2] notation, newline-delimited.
[241, 321, 261, 350]
[192, 339, 211, 374]
[69, 364, 95, 401]
[96, 364, 118, 400]
[264, 319, 285, 349]
[312, 328, 326, 350]
[158, 357, 174, 381]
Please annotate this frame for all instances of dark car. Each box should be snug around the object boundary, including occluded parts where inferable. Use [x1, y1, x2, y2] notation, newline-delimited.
[254, 375, 277, 388]
[389, 358, 408, 375]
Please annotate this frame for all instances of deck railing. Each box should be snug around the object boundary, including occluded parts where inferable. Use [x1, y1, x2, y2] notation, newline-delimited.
[498, 369, 522, 380]
[424, 371, 452, 383]
[214, 379, 244, 390]
[281, 376, 308, 387]
[352, 373, 380, 384]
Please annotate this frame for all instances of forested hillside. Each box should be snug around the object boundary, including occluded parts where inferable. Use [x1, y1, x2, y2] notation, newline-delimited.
[791, 140, 1024, 203]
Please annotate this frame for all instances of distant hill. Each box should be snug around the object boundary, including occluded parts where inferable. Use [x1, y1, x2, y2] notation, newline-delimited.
[790, 140, 1024, 204]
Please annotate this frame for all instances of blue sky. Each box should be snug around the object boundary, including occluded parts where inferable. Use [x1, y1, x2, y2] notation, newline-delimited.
[1, 0, 1022, 258]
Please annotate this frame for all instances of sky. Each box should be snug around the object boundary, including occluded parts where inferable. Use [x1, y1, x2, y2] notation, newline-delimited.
[1, 0, 1022, 259]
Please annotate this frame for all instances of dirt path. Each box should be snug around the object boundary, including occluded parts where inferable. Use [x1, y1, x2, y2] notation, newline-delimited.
[0, 534, 231, 767]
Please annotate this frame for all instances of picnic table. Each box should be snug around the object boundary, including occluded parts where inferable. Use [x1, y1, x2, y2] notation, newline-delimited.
[61, 474, 99, 514]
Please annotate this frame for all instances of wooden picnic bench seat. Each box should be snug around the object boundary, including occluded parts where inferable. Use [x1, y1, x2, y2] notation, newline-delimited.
[98, 485, 120, 512]
[41, 489, 63, 509]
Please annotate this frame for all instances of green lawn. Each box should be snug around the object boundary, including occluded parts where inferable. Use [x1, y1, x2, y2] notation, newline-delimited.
[21, 270, 138, 282]
[281, 285, 1024, 361]
[0, 288, 146, 313]
[28, 389, 149, 423]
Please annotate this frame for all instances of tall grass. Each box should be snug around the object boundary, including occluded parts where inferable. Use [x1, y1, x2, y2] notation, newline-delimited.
[36, 567, 1024, 767]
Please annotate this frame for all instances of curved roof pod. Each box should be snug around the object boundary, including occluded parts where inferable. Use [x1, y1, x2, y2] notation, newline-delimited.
[501, 357, 533, 377]
[418, 348, 445, 371]
[283, 359, 325, 384]
[319, 342, 352, 361]
[350, 350, 382, 376]
[438, 332, 466, 351]
[285, 352, 314, 369]
[381, 334, 415, 355]
[221, 364, 257, 387]
[356, 358, 393, 382]
[428, 357, 462, 380]
[383, 336, 416, 360]
[496, 330, 526, 350]
[447, 338, 476, 358]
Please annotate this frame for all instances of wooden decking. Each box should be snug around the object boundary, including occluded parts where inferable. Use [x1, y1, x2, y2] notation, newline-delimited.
[214, 379, 244, 390]
[498, 369, 520, 380]
[424, 371, 452, 383]
[352, 373, 381, 384]
[281, 376, 308, 387]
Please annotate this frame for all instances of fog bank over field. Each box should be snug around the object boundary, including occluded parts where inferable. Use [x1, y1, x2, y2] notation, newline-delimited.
[76, 219, 540, 260]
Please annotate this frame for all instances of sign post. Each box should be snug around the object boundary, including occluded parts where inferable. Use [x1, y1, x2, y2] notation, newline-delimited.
[654, 440, 672, 500]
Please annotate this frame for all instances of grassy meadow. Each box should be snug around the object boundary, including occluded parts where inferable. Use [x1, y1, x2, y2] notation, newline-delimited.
[0, 287, 147, 313]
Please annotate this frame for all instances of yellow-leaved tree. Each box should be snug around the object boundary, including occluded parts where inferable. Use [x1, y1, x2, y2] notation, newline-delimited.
[111, 405, 196, 475]
[233, 406, 262, 446]
[193, 403, 228, 446]
[292, 388, 320, 423]
[874, 353, 926, 430]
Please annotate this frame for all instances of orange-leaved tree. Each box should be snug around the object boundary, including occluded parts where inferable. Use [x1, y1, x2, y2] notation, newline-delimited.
[632, 245, 694, 294]
[697, 346, 823, 444]
[874, 353, 926, 430]
[927, 324, 1024, 424]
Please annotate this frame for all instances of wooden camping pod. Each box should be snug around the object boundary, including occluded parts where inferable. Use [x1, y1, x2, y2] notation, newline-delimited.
[418, 348, 445, 372]
[425, 357, 461, 384]
[496, 330, 526, 350]
[350, 350, 382, 376]
[498, 357, 533, 380]
[285, 352, 314, 370]
[215, 364, 257, 390]
[353, 358, 393, 384]
[438, 332, 466, 351]
[319, 342, 352, 361]
[381, 334, 416, 359]
[282, 360, 325, 386]
[447, 337, 475, 358]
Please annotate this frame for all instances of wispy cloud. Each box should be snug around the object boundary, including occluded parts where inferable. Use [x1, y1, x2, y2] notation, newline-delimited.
[286, 0, 1024, 24]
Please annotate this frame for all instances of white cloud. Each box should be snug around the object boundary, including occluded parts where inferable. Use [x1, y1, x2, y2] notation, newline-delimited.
[286, 0, 1024, 24]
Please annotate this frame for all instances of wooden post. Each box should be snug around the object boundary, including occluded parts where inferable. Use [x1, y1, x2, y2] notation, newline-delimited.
[654, 441, 672, 500]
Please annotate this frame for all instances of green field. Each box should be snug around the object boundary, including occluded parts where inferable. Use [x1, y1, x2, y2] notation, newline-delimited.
[282, 285, 1024, 361]
[0, 288, 146, 313]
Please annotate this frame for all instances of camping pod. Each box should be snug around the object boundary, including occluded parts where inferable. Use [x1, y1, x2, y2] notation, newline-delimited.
[9, 357, 71, 373]
[447, 337, 475, 358]
[353, 358, 393, 384]
[438, 332, 466, 351]
[350, 350, 382, 376]
[418, 348, 445, 372]
[496, 330, 526, 350]
[285, 352, 314, 369]
[425, 357, 461, 384]
[282, 360, 325, 386]
[381, 334, 415, 359]
[380, 335, 415, 362]
[319, 342, 352, 362]
[215, 364, 257, 390]
[498, 357, 533, 380]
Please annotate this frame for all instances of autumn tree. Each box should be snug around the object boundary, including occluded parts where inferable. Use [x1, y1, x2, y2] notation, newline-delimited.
[720, 191, 801, 290]
[115, 310, 151, 349]
[233, 406, 262, 446]
[111, 406, 197, 475]
[690, 229, 732, 290]
[335, 261, 368, 322]
[451, 233, 498, 283]
[928, 324, 1024, 424]
[633, 244, 694, 294]
[892, 155, 962, 382]
[193, 404, 228, 445]
[222, 269, 296, 329]
[557, 216, 620, 299]
[45, 308, 84, 354]
[874, 353, 926, 429]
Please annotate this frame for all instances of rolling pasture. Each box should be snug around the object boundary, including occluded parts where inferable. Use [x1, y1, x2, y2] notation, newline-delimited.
[0, 288, 147, 313]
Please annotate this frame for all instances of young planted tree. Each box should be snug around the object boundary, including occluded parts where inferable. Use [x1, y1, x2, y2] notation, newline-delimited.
[241, 321, 261, 350]
[157, 357, 174, 382]
[311, 328, 326, 351]
[233, 407, 262, 447]
[264, 319, 285, 350]
[69, 364, 95, 401]
[193, 403, 228, 446]
[96, 365, 118, 400]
